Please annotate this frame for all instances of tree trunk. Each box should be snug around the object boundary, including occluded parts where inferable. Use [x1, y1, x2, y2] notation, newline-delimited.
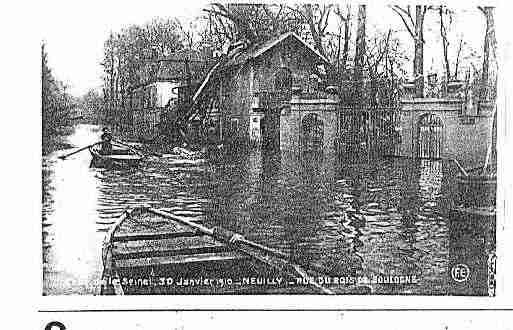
[454, 38, 463, 79]
[304, 5, 327, 58]
[341, 8, 351, 71]
[120, 75, 125, 132]
[336, 25, 341, 73]
[353, 5, 366, 83]
[109, 51, 115, 124]
[439, 6, 451, 82]
[185, 58, 192, 105]
[413, 6, 425, 98]
[478, 6, 497, 115]
[129, 91, 134, 136]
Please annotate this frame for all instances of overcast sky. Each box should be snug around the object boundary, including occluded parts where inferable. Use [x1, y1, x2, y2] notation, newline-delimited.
[42, 1, 488, 97]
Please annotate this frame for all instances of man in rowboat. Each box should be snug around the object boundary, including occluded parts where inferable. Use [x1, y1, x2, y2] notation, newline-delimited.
[100, 128, 113, 155]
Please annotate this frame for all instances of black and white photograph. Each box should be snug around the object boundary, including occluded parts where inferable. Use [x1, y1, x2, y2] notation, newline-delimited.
[38, 0, 503, 299]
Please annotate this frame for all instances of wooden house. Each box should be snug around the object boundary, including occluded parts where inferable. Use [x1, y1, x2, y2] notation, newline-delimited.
[206, 32, 331, 151]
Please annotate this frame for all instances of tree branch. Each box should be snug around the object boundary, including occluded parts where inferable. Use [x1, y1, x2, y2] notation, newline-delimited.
[391, 6, 415, 38]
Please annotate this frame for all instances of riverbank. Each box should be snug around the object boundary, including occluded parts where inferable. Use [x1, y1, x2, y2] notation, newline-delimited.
[42, 121, 104, 155]
[42, 126, 75, 156]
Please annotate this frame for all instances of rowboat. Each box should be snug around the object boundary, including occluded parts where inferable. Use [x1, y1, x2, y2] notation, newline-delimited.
[100, 206, 370, 295]
[89, 144, 145, 168]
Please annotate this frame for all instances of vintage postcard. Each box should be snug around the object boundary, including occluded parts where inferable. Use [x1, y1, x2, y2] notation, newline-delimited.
[40, 0, 503, 302]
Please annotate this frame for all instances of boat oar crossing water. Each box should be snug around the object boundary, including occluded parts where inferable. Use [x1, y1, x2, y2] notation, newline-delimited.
[146, 207, 335, 294]
[58, 142, 101, 160]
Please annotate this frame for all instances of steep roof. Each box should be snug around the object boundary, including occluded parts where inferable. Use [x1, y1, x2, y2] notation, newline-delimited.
[156, 49, 215, 82]
[225, 32, 331, 68]
[158, 48, 209, 63]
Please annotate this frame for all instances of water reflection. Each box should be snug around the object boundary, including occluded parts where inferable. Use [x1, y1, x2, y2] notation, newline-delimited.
[43, 126, 103, 294]
[42, 124, 494, 295]
[448, 209, 496, 296]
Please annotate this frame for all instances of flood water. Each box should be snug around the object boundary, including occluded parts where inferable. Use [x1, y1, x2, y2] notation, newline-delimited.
[42, 124, 495, 295]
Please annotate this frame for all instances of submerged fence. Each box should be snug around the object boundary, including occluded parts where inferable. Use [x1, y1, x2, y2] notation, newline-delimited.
[338, 107, 402, 161]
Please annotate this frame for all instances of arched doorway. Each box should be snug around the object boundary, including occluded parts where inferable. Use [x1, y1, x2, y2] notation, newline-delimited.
[417, 113, 443, 159]
[302, 113, 324, 152]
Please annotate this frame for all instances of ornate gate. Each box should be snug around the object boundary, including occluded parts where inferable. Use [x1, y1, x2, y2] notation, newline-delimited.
[338, 107, 401, 160]
[417, 113, 443, 159]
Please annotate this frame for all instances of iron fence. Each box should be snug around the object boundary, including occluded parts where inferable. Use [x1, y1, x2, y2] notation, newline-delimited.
[338, 107, 402, 161]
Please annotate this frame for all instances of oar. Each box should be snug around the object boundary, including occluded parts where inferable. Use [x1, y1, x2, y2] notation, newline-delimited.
[58, 142, 100, 160]
[234, 234, 332, 277]
[111, 139, 162, 158]
[449, 158, 469, 177]
[147, 207, 334, 294]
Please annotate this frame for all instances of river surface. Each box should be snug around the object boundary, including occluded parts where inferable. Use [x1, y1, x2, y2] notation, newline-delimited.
[42, 124, 495, 295]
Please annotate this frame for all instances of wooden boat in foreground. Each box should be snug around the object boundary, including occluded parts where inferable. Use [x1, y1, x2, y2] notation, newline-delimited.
[89, 144, 145, 168]
[100, 206, 370, 295]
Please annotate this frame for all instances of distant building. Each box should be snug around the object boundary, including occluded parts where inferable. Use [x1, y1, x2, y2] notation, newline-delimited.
[130, 81, 178, 140]
[128, 48, 214, 141]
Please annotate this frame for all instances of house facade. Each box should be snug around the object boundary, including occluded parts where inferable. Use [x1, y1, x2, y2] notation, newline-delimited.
[209, 33, 332, 151]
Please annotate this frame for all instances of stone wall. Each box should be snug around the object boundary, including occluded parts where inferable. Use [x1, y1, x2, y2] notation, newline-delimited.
[279, 97, 493, 168]
[280, 96, 339, 154]
[399, 98, 494, 168]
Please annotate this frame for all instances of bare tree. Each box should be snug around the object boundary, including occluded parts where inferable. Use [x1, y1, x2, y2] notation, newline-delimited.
[203, 3, 255, 43]
[42, 42, 74, 142]
[204, 3, 304, 48]
[299, 4, 333, 58]
[175, 19, 195, 50]
[391, 5, 429, 97]
[100, 19, 183, 128]
[353, 5, 366, 83]
[333, 4, 352, 72]
[477, 6, 497, 114]
[437, 5, 453, 82]
[454, 37, 463, 79]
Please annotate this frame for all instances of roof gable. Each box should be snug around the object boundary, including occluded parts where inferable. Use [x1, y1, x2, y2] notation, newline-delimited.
[253, 32, 329, 64]
[156, 49, 214, 82]
[226, 32, 330, 67]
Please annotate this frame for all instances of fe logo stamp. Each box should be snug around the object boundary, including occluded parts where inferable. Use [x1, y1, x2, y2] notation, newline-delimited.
[451, 264, 470, 283]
